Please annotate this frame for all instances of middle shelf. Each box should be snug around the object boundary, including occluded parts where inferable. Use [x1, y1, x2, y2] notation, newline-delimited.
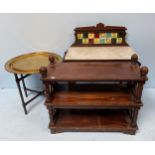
[45, 83, 141, 109]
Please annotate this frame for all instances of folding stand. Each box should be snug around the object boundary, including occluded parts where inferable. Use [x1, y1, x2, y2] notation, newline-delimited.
[14, 73, 44, 114]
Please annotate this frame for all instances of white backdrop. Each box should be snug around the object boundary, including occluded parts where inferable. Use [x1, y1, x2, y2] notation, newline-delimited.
[0, 13, 154, 88]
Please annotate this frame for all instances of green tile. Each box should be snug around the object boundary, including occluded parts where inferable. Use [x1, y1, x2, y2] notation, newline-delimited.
[106, 33, 111, 38]
[100, 38, 105, 44]
[83, 32, 88, 38]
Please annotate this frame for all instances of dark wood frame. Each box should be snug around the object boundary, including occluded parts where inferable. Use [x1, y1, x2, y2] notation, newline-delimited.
[40, 56, 148, 134]
[40, 24, 148, 134]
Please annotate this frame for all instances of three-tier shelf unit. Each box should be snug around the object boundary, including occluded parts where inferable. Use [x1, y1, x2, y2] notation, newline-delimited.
[40, 56, 148, 135]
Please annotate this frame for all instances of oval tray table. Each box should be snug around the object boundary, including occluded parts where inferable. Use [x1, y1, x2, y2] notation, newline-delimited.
[5, 52, 62, 114]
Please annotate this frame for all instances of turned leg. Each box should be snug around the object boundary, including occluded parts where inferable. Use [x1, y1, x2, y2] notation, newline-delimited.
[130, 67, 149, 129]
[47, 106, 56, 126]
[131, 108, 139, 128]
[48, 107, 58, 134]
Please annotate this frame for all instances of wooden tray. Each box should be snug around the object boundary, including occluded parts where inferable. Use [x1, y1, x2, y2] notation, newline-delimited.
[5, 52, 62, 74]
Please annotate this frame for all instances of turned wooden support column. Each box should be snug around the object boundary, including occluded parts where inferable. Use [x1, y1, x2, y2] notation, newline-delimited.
[135, 66, 148, 103]
[47, 106, 56, 126]
[131, 108, 139, 127]
[39, 66, 51, 100]
[131, 66, 148, 128]
[131, 54, 138, 64]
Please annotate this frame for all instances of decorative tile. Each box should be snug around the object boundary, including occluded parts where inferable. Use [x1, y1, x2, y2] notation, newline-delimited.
[100, 38, 106, 44]
[111, 38, 116, 44]
[99, 33, 106, 38]
[105, 38, 112, 44]
[116, 38, 123, 44]
[111, 33, 118, 38]
[95, 33, 99, 38]
[94, 38, 100, 44]
[106, 33, 111, 38]
[89, 39, 94, 44]
[77, 33, 83, 39]
[88, 33, 95, 39]
[83, 33, 88, 38]
[82, 38, 89, 44]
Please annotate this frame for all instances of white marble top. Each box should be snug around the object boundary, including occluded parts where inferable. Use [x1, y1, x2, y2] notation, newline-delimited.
[65, 46, 137, 60]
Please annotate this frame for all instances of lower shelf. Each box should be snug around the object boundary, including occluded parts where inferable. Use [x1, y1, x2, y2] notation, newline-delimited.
[46, 84, 139, 108]
[49, 109, 137, 134]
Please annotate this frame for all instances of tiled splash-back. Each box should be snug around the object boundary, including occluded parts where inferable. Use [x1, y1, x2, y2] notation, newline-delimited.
[76, 32, 123, 45]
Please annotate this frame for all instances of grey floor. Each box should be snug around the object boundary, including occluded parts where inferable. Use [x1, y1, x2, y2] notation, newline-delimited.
[0, 88, 155, 141]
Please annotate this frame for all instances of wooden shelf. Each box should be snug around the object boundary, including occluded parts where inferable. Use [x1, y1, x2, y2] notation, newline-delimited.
[50, 109, 137, 134]
[40, 61, 148, 134]
[44, 61, 141, 81]
[45, 84, 141, 108]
